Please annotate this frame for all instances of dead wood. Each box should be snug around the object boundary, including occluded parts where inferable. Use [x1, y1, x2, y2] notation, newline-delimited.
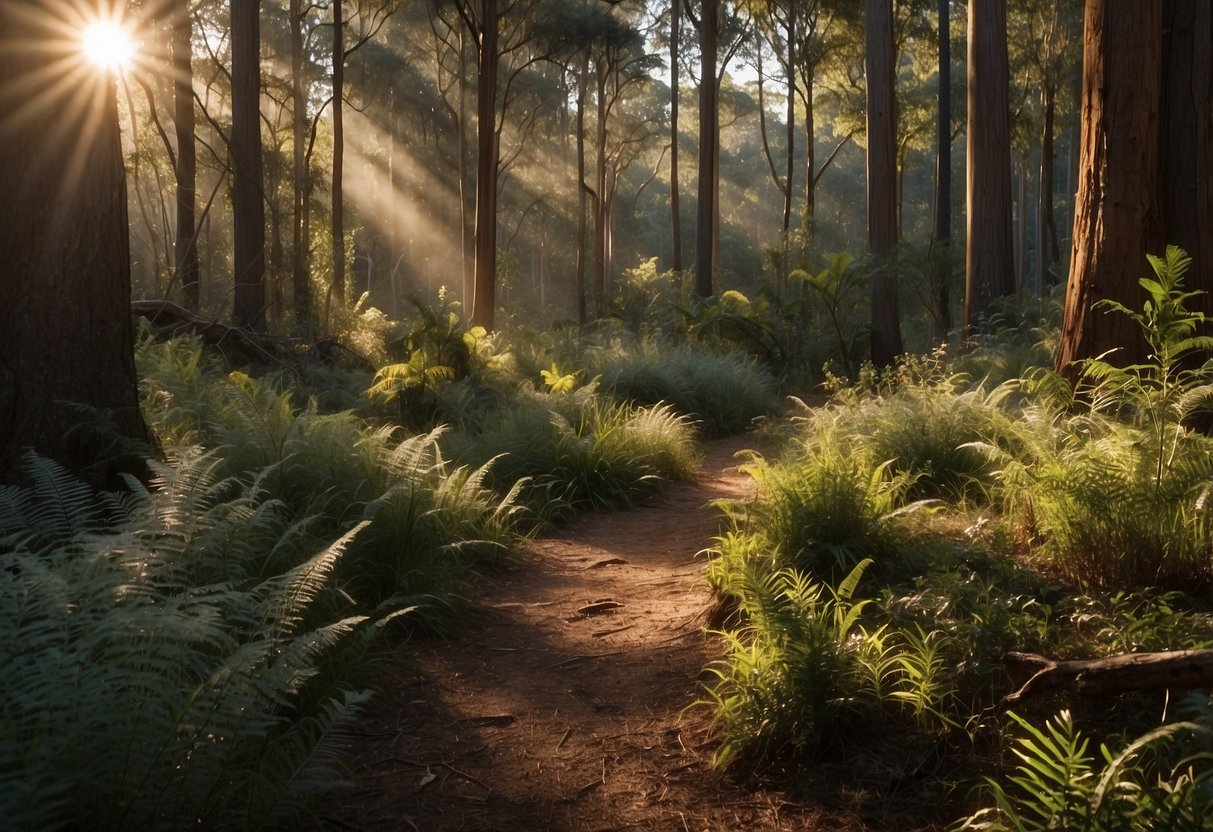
[131, 299, 373, 371]
[1001, 648, 1213, 708]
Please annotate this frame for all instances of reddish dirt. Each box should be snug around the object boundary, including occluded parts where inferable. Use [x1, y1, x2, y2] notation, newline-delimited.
[325, 435, 870, 831]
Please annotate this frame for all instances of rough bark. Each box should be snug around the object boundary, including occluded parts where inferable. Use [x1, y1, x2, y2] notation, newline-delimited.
[1002, 649, 1213, 708]
[694, 0, 718, 299]
[0, 1, 149, 484]
[290, 0, 311, 328]
[669, 0, 682, 273]
[866, 0, 903, 366]
[1160, 0, 1213, 314]
[1056, 0, 1164, 376]
[174, 0, 200, 310]
[330, 0, 346, 311]
[593, 61, 608, 318]
[1038, 80, 1059, 292]
[575, 57, 589, 324]
[964, 0, 1015, 330]
[932, 0, 953, 339]
[471, 0, 499, 329]
[231, 0, 267, 331]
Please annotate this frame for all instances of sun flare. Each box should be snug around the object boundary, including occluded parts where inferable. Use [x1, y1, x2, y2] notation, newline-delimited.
[82, 21, 134, 71]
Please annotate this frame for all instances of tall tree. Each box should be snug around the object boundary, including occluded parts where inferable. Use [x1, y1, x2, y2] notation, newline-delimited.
[668, 0, 683, 272]
[694, 0, 719, 298]
[174, 0, 200, 309]
[929, 0, 952, 338]
[1056, 0, 1163, 374]
[290, 0, 311, 326]
[231, 0, 267, 330]
[1160, 0, 1213, 310]
[330, 0, 346, 314]
[964, 0, 1014, 330]
[866, 0, 903, 365]
[0, 0, 149, 483]
[472, 0, 499, 328]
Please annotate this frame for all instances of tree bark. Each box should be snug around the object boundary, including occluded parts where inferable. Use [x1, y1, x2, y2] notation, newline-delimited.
[965, 0, 1015, 331]
[231, 0, 266, 331]
[0, 1, 149, 484]
[575, 56, 589, 324]
[1002, 649, 1213, 708]
[669, 0, 682, 273]
[1160, 0, 1213, 315]
[290, 0, 312, 328]
[594, 58, 608, 318]
[866, 0, 903, 366]
[330, 0, 346, 314]
[471, 0, 499, 329]
[931, 0, 952, 340]
[1038, 80, 1059, 293]
[694, 0, 718, 299]
[1056, 0, 1164, 376]
[174, 0, 200, 310]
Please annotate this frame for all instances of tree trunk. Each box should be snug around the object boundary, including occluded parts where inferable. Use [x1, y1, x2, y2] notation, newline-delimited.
[471, 0, 499, 329]
[576, 57, 589, 324]
[232, 0, 266, 331]
[694, 0, 718, 298]
[931, 0, 953, 340]
[1038, 80, 1059, 293]
[330, 0, 345, 314]
[174, 0, 200, 310]
[594, 60, 608, 318]
[290, 0, 311, 328]
[1160, 0, 1213, 314]
[459, 25, 473, 310]
[965, 0, 1014, 331]
[866, 0, 903, 366]
[669, 0, 682, 273]
[0, 2, 149, 484]
[1057, 0, 1164, 376]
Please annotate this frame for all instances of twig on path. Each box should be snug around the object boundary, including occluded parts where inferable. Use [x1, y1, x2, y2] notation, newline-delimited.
[592, 624, 635, 638]
[586, 558, 629, 569]
[547, 651, 625, 669]
[575, 599, 625, 616]
[556, 727, 572, 751]
[437, 762, 492, 794]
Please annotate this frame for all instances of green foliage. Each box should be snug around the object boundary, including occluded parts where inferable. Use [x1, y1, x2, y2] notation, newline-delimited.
[590, 341, 780, 437]
[0, 454, 403, 831]
[996, 248, 1213, 588]
[956, 708, 1213, 831]
[448, 382, 699, 520]
[792, 250, 868, 379]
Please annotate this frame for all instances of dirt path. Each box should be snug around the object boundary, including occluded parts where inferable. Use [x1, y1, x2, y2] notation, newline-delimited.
[327, 435, 860, 831]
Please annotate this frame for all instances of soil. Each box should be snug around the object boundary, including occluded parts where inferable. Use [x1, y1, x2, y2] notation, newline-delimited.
[324, 435, 873, 832]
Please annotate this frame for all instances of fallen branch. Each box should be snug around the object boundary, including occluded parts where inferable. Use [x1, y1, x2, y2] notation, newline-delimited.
[1001, 649, 1213, 708]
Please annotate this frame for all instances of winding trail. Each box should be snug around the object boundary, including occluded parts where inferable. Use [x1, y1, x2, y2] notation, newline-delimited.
[327, 436, 856, 831]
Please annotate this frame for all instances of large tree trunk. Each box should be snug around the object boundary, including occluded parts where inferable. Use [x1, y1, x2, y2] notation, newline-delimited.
[232, 0, 266, 331]
[471, 0, 499, 329]
[694, 0, 718, 299]
[174, 0, 200, 310]
[0, 2, 149, 485]
[964, 0, 1015, 331]
[1056, 0, 1164, 375]
[866, 0, 903, 367]
[575, 57, 589, 324]
[1160, 0, 1213, 314]
[330, 0, 345, 315]
[669, 0, 682, 273]
[931, 0, 953, 340]
[290, 0, 311, 328]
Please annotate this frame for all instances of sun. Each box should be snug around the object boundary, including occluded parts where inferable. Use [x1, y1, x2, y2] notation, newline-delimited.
[82, 20, 134, 72]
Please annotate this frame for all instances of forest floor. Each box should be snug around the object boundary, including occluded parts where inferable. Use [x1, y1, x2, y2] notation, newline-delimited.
[323, 434, 880, 832]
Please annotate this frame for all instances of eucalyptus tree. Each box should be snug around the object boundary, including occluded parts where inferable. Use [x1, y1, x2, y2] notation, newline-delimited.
[964, 0, 1013, 330]
[1057, 0, 1164, 373]
[173, 0, 201, 309]
[866, 0, 902, 366]
[0, 0, 150, 483]
[232, 0, 267, 330]
[929, 0, 951, 337]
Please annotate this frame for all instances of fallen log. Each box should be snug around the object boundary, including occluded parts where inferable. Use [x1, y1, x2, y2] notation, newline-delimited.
[1001, 649, 1213, 709]
[131, 299, 373, 371]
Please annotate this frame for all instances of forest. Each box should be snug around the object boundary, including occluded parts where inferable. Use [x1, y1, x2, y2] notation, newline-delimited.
[3, 0, 1213, 829]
